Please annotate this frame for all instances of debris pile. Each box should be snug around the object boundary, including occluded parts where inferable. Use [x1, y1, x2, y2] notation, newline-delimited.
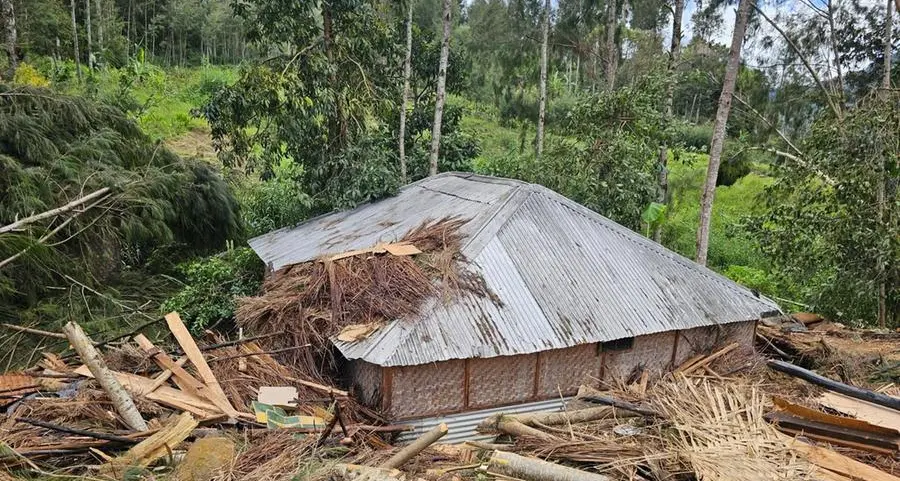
[236, 217, 496, 376]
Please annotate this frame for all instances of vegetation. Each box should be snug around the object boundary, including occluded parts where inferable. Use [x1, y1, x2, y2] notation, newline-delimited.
[0, 0, 897, 341]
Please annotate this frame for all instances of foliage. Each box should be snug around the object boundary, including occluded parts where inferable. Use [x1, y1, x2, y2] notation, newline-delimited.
[0, 84, 240, 306]
[753, 93, 899, 325]
[12, 63, 51, 87]
[161, 247, 264, 333]
[672, 122, 713, 151]
[478, 76, 667, 230]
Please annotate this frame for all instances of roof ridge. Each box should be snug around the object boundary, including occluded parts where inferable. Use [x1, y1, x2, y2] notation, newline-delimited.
[528, 185, 777, 311]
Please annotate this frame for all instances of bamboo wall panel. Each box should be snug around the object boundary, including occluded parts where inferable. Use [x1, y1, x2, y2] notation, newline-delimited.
[468, 354, 537, 409]
[389, 359, 465, 419]
[603, 331, 676, 381]
[537, 344, 600, 397]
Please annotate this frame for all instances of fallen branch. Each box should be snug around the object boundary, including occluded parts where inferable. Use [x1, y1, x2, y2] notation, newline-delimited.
[768, 360, 900, 411]
[497, 417, 559, 441]
[62, 321, 149, 431]
[0, 187, 111, 235]
[681, 342, 739, 375]
[380, 422, 448, 469]
[0, 323, 67, 339]
[15, 417, 140, 444]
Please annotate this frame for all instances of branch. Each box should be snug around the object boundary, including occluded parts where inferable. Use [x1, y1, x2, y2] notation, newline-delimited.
[751, 4, 843, 120]
[732, 93, 804, 157]
[0, 188, 111, 235]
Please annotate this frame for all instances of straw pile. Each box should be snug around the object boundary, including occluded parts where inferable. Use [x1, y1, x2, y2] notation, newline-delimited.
[505, 375, 817, 481]
[237, 217, 496, 377]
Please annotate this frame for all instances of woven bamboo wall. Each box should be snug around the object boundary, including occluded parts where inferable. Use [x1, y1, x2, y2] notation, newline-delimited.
[673, 321, 755, 366]
[537, 344, 600, 397]
[468, 354, 537, 409]
[603, 331, 676, 381]
[388, 360, 465, 419]
[347, 360, 382, 409]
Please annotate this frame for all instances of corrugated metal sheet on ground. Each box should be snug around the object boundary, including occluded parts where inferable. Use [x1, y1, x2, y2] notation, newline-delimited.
[395, 397, 572, 444]
[250, 172, 781, 367]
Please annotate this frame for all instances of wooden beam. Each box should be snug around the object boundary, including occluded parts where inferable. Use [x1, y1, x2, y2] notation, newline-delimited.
[769, 360, 900, 411]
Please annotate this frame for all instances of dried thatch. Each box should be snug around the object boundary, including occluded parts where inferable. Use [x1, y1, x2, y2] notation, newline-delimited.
[236, 217, 496, 378]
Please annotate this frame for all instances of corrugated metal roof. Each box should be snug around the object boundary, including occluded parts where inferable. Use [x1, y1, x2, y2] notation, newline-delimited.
[249, 172, 780, 367]
[396, 397, 573, 444]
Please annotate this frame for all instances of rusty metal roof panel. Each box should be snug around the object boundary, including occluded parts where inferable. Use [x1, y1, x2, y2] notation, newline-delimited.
[251, 172, 780, 367]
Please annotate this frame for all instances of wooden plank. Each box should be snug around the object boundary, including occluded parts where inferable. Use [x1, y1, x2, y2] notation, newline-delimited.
[773, 397, 900, 436]
[164, 312, 237, 416]
[148, 356, 188, 393]
[769, 360, 900, 411]
[767, 411, 899, 454]
[101, 412, 197, 477]
[681, 342, 739, 375]
[134, 334, 206, 398]
[75, 365, 219, 418]
[819, 392, 900, 432]
[789, 440, 900, 481]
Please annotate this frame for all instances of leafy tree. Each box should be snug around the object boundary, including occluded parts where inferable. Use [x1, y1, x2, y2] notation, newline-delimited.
[753, 92, 899, 325]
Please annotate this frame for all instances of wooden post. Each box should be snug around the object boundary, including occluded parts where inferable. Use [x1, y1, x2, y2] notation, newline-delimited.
[380, 422, 448, 469]
[62, 322, 148, 431]
[768, 360, 900, 411]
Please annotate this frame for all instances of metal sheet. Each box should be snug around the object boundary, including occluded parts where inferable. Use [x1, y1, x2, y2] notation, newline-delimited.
[250, 172, 781, 367]
[395, 397, 573, 444]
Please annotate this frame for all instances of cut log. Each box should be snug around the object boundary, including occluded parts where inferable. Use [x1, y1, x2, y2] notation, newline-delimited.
[164, 312, 238, 417]
[332, 464, 404, 481]
[478, 406, 625, 433]
[62, 322, 148, 431]
[768, 360, 900, 411]
[101, 412, 197, 477]
[497, 417, 559, 441]
[789, 440, 900, 481]
[488, 450, 610, 481]
[380, 422, 448, 469]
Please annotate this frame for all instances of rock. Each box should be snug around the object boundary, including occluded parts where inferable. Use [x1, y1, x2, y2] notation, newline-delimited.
[174, 437, 235, 481]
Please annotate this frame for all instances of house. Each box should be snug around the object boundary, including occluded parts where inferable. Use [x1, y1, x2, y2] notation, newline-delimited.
[248, 172, 779, 426]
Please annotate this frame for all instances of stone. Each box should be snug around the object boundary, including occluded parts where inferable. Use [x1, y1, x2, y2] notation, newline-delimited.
[174, 437, 235, 481]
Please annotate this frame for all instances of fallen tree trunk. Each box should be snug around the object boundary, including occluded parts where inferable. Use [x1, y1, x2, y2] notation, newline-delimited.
[577, 395, 661, 418]
[62, 321, 148, 431]
[380, 422, 448, 469]
[488, 450, 610, 481]
[768, 360, 900, 411]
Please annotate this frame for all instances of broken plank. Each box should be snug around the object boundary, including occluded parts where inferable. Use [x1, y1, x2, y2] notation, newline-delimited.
[148, 356, 188, 393]
[789, 440, 900, 481]
[164, 312, 237, 417]
[819, 392, 900, 432]
[768, 360, 900, 411]
[74, 365, 219, 418]
[101, 412, 197, 477]
[134, 334, 206, 398]
[767, 411, 899, 454]
[681, 342, 739, 375]
[773, 397, 900, 436]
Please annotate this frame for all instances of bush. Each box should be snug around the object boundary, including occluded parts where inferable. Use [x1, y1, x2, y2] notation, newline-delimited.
[12, 63, 51, 87]
[161, 247, 264, 333]
[672, 122, 713, 152]
[723, 265, 778, 295]
[237, 158, 313, 238]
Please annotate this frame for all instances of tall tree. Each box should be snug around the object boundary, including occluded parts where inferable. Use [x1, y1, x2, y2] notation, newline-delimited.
[695, 0, 752, 265]
[1, 0, 16, 78]
[70, 0, 82, 82]
[884, 0, 894, 90]
[95, 0, 103, 53]
[604, 0, 619, 89]
[653, 0, 685, 242]
[429, 0, 452, 176]
[536, 0, 550, 158]
[84, 0, 93, 69]
[399, 1, 413, 183]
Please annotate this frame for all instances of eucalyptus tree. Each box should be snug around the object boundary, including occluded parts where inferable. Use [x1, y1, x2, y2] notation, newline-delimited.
[1, 0, 16, 78]
[695, 0, 753, 266]
[428, 0, 452, 176]
[535, 0, 550, 158]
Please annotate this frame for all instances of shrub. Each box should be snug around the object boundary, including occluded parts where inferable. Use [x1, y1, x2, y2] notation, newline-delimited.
[672, 122, 713, 152]
[161, 247, 264, 333]
[12, 63, 51, 87]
